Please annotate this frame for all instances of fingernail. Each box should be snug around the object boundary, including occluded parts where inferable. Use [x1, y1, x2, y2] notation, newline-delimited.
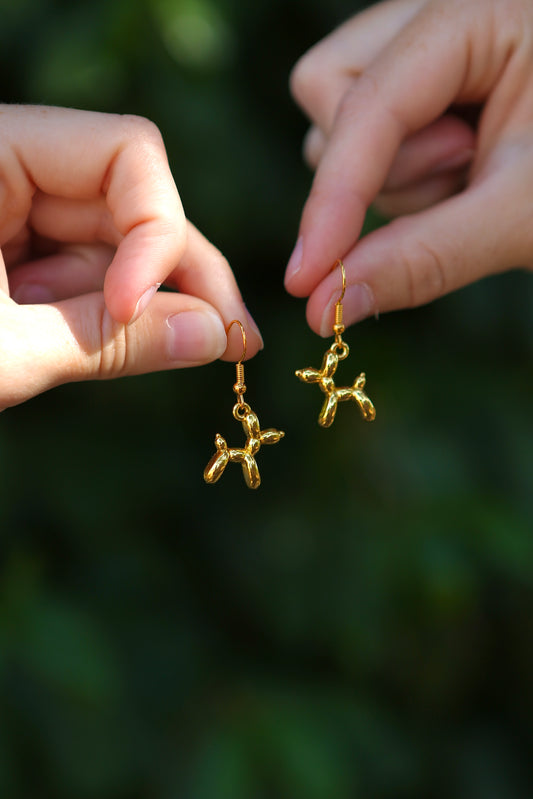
[12, 284, 55, 304]
[166, 310, 226, 362]
[285, 237, 303, 286]
[430, 148, 474, 175]
[129, 283, 161, 325]
[320, 282, 375, 336]
[244, 306, 264, 350]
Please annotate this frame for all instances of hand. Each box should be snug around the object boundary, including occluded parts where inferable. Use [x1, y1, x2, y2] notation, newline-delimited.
[0, 105, 261, 410]
[285, 0, 533, 334]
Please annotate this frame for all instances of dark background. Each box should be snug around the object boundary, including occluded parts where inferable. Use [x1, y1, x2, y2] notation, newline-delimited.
[0, 0, 532, 797]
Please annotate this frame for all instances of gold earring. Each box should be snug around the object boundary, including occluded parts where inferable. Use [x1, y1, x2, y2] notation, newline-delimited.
[204, 320, 285, 489]
[295, 260, 376, 427]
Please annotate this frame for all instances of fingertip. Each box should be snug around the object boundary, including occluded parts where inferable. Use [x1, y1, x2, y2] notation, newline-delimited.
[128, 283, 161, 325]
[166, 308, 227, 363]
[12, 284, 56, 305]
[102, 288, 136, 325]
[102, 268, 141, 325]
[104, 219, 189, 324]
[287, 177, 369, 298]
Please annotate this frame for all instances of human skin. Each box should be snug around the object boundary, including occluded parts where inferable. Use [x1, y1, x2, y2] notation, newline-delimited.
[285, 0, 533, 335]
[0, 105, 262, 410]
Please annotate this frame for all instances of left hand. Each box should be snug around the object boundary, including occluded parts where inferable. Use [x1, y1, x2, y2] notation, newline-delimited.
[0, 105, 261, 410]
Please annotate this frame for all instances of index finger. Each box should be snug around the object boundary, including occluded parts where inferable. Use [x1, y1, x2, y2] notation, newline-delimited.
[290, 0, 425, 133]
[285, 0, 505, 296]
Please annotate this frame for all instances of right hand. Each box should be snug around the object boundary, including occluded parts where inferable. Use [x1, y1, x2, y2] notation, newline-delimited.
[285, 0, 533, 335]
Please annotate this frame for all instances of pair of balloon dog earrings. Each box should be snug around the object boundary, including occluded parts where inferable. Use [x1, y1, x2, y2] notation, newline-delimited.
[204, 260, 376, 489]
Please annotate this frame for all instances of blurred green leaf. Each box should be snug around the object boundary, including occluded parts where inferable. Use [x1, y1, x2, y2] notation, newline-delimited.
[17, 597, 120, 704]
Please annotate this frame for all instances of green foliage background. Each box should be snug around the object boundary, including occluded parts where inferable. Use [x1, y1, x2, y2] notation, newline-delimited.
[0, 0, 532, 797]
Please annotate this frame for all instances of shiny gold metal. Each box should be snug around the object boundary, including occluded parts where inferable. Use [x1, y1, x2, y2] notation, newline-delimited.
[204, 320, 284, 489]
[333, 259, 346, 342]
[295, 348, 375, 427]
[227, 319, 247, 364]
[227, 319, 247, 408]
[295, 259, 376, 427]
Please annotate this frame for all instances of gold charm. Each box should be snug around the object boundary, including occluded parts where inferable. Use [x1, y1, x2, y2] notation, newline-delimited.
[295, 260, 376, 427]
[204, 320, 285, 489]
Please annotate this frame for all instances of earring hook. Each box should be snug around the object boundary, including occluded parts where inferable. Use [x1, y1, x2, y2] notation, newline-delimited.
[226, 319, 247, 406]
[333, 260, 346, 340]
[226, 319, 247, 363]
[335, 259, 346, 304]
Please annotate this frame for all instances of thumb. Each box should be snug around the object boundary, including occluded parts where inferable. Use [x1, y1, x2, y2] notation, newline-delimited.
[0, 291, 228, 410]
[305, 169, 533, 334]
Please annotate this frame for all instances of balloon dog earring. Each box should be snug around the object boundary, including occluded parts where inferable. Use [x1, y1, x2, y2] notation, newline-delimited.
[295, 260, 376, 427]
[204, 320, 285, 489]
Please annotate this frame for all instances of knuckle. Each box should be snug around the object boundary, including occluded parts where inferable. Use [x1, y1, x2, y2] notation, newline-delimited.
[289, 47, 325, 109]
[121, 113, 163, 144]
[97, 307, 136, 379]
[393, 221, 448, 307]
[289, 52, 313, 102]
[118, 114, 166, 160]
